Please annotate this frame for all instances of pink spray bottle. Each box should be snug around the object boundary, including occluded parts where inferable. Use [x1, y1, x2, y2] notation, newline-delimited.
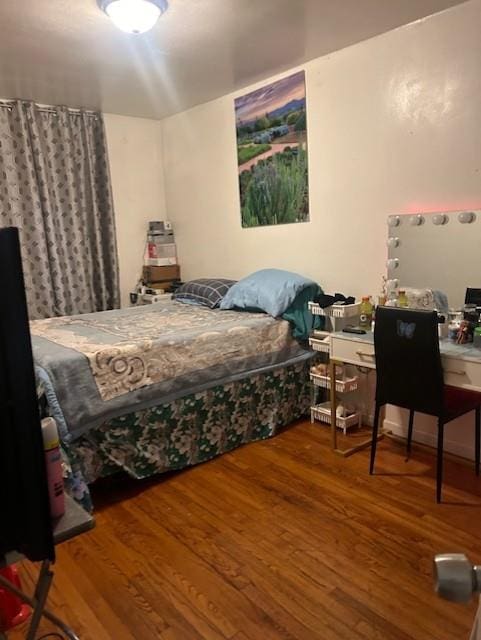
[41, 417, 65, 519]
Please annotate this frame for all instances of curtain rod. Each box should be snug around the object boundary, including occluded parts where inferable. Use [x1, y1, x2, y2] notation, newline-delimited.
[0, 101, 99, 116]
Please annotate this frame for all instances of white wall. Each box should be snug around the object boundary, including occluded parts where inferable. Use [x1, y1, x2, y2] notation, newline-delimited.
[104, 113, 166, 306]
[385, 406, 477, 461]
[160, 0, 481, 459]
[161, 0, 481, 302]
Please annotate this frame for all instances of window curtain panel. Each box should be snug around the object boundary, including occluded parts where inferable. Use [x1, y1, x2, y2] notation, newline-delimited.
[0, 100, 120, 319]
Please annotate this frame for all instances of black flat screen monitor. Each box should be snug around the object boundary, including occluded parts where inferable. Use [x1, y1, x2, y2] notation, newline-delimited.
[465, 288, 481, 307]
[0, 226, 54, 562]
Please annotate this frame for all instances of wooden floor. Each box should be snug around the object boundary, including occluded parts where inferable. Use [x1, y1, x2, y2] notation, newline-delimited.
[10, 420, 481, 640]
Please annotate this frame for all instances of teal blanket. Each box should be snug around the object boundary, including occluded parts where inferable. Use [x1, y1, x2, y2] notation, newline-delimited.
[282, 284, 324, 341]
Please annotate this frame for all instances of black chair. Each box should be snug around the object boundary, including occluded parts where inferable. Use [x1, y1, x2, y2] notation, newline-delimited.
[370, 307, 481, 502]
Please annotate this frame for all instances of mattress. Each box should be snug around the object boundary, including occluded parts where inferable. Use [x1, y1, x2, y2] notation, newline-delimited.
[31, 300, 310, 441]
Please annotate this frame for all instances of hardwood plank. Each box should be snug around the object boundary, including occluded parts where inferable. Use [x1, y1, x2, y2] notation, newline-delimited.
[8, 420, 480, 639]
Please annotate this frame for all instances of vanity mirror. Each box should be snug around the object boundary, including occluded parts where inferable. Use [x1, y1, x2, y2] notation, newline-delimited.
[386, 209, 481, 309]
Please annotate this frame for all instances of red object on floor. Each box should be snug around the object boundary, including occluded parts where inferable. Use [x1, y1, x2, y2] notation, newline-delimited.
[0, 565, 31, 632]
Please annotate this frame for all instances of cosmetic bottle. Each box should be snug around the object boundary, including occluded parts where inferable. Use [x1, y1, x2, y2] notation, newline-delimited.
[41, 417, 65, 519]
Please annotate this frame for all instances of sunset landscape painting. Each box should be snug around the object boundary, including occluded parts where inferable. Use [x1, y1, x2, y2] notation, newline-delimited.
[235, 70, 309, 228]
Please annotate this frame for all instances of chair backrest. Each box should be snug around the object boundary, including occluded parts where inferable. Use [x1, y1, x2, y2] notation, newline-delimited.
[374, 307, 444, 416]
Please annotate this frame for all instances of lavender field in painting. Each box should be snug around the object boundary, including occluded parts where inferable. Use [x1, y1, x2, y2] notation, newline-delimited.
[235, 71, 309, 228]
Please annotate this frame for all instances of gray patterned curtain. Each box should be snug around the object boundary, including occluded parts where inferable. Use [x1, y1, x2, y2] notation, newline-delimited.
[0, 100, 120, 319]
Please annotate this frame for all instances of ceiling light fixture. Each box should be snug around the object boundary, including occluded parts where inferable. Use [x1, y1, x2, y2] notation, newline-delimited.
[98, 0, 168, 34]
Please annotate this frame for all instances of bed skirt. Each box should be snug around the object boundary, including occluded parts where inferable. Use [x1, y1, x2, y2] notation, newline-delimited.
[63, 357, 314, 510]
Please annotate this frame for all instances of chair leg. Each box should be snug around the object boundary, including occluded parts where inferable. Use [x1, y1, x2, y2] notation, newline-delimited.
[475, 407, 480, 477]
[406, 410, 415, 461]
[369, 403, 381, 475]
[436, 419, 445, 503]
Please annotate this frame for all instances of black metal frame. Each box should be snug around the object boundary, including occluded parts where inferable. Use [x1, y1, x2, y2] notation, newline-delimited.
[0, 559, 79, 639]
[370, 404, 480, 502]
[0, 494, 94, 638]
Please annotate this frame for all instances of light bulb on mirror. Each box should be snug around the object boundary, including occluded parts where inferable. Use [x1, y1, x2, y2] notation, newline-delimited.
[458, 211, 476, 224]
[387, 237, 400, 249]
[385, 279, 399, 304]
[387, 215, 401, 228]
[432, 213, 448, 226]
[386, 278, 399, 290]
[409, 214, 424, 226]
[386, 258, 400, 271]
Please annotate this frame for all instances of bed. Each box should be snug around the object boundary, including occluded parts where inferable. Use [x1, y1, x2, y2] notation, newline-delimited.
[31, 299, 316, 510]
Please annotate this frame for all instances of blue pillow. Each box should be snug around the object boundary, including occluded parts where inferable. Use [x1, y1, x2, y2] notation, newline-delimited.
[220, 269, 317, 317]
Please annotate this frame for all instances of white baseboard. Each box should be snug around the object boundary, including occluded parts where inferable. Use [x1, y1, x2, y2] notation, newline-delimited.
[362, 412, 374, 427]
[384, 419, 475, 461]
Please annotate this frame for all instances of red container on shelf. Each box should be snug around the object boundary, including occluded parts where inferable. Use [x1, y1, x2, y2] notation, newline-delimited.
[0, 566, 31, 632]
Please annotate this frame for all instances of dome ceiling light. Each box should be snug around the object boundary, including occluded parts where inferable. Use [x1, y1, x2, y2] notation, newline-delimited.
[98, 0, 168, 34]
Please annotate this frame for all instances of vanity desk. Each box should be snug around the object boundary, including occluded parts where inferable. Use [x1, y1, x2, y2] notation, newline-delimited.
[329, 330, 481, 456]
[326, 206, 481, 458]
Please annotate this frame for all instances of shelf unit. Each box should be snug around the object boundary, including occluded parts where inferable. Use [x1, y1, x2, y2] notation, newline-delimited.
[309, 333, 331, 354]
[309, 302, 361, 433]
[309, 301, 360, 324]
[311, 402, 361, 434]
[308, 301, 360, 316]
[310, 372, 358, 393]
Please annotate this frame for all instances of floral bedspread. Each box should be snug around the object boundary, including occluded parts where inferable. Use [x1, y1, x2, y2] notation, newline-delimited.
[63, 357, 314, 511]
[31, 301, 308, 441]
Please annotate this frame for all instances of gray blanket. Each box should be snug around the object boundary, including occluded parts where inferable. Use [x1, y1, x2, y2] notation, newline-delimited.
[31, 301, 310, 441]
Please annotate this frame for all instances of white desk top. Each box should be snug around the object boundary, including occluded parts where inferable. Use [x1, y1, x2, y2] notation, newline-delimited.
[332, 330, 481, 365]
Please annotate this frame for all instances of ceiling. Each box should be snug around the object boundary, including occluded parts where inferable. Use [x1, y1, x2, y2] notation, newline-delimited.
[0, 0, 467, 120]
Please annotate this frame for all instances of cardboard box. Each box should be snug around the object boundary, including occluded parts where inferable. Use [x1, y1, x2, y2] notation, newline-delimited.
[143, 265, 180, 283]
[147, 281, 176, 292]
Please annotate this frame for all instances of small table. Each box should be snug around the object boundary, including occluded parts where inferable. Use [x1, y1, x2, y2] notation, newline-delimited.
[0, 494, 94, 640]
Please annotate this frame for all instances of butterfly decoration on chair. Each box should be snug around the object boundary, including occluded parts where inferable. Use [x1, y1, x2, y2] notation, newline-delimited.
[397, 319, 416, 339]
